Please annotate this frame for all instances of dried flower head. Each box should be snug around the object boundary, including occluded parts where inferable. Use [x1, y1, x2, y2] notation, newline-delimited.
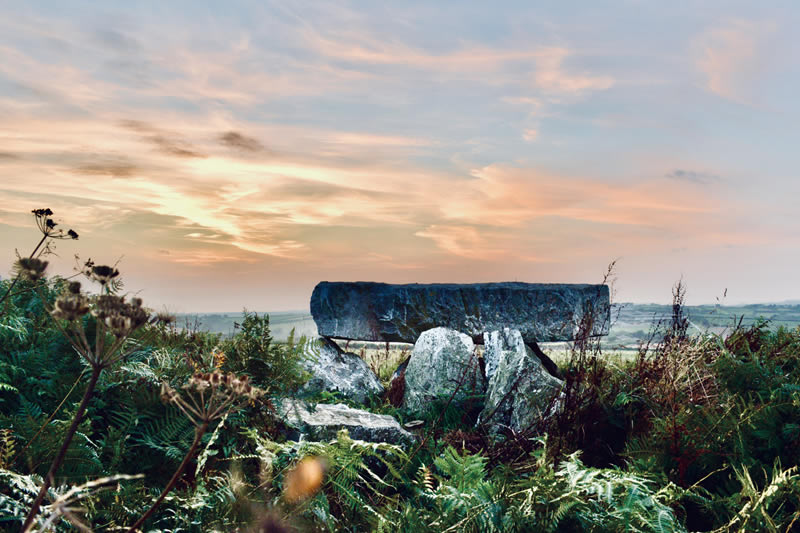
[52, 284, 90, 321]
[17, 257, 48, 281]
[165, 370, 263, 427]
[90, 294, 150, 337]
[183, 371, 260, 400]
[31, 208, 79, 240]
[32, 208, 53, 218]
[88, 265, 120, 286]
[151, 312, 176, 326]
[91, 294, 124, 320]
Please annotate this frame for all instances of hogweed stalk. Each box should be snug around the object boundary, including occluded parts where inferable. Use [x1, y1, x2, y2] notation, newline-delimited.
[20, 269, 165, 532]
[126, 370, 263, 532]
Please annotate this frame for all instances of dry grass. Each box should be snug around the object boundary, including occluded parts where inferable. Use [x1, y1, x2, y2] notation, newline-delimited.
[331, 340, 412, 385]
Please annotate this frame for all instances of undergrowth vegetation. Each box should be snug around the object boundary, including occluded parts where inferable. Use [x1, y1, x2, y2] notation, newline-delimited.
[1, 210, 800, 531]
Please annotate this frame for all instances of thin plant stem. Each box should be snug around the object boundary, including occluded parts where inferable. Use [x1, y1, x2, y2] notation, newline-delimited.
[11, 368, 88, 466]
[126, 421, 209, 533]
[20, 365, 103, 533]
[33, 286, 85, 358]
[0, 272, 82, 304]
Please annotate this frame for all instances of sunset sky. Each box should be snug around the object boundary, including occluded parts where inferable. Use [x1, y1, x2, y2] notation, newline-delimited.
[2, 1, 799, 312]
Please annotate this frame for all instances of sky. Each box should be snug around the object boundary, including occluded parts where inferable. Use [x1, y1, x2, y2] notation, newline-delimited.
[1, 1, 799, 312]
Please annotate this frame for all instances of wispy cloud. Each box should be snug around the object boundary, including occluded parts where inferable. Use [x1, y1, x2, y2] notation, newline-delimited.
[522, 128, 538, 142]
[436, 164, 718, 231]
[694, 19, 774, 102]
[1, 2, 795, 308]
[120, 120, 207, 158]
[219, 131, 268, 153]
[665, 169, 720, 184]
[532, 47, 615, 94]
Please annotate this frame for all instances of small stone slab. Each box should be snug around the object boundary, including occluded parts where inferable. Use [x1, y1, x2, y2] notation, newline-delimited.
[277, 400, 416, 446]
[311, 281, 609, 344]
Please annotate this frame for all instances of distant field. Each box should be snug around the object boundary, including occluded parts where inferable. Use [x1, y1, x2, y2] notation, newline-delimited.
[606, 302, 800, 348]
[176, 311, 318, 340]
[181, 302, 800, 347]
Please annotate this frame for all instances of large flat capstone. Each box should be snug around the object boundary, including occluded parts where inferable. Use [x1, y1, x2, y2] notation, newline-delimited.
[311, 282, 610, 344]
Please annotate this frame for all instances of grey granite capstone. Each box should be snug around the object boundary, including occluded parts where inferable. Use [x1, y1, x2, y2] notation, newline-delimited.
[277, 399, 415, 446]
[310, 281, 609, 345]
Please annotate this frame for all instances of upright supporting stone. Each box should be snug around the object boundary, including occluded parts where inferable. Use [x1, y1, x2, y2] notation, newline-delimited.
[402, 327, 484, 413]
[311, 281, 610, 345]
[479, 328, 564, 434]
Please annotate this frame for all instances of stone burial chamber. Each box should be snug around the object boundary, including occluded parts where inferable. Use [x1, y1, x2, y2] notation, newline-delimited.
[300, 281, 611, 437]
[310, 281, 610, 378]
[310, 281, 610, 346]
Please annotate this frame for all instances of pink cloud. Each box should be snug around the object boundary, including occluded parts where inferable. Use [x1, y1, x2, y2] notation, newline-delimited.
[694, 19, 775, 102]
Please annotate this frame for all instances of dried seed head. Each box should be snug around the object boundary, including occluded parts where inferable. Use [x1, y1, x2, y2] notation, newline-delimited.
[68, 281, 82, 294]
[17, 257, 48, 281]
[152, 312, 176, 325]
[120, 299, 149, 330]
[92, 294, 125, 320]
[89, 265, 120, 285]
[67, 229, 79, 240]
[186, 372, 211, 391]
[104, 315, 130, 335]
[52, 289, 90, 321]
[181, 369, 262, 403]
[91, 294, 149, 335]
[32, 208, 54, 218]
[247, 385, 261, 400]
